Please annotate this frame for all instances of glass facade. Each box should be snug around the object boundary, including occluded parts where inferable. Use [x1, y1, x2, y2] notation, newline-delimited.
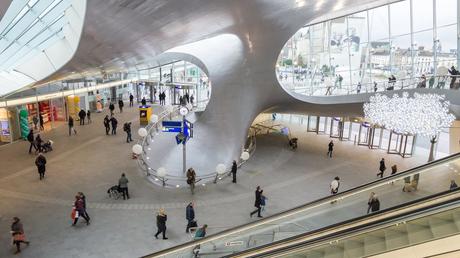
[278, 0, 459, 95]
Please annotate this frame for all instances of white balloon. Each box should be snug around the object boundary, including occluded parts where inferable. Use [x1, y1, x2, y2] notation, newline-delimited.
[132, 144, 143, 154]
[138, 128, 148, 137]
[241, 151, 250, 161]
[150, 114, 159, 123]
[157, 167, 167, 177]
[216, 163, 226, 174]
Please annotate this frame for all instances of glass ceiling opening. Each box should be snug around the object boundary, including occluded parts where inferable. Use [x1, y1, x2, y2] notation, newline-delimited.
[0, 0, 71, 71]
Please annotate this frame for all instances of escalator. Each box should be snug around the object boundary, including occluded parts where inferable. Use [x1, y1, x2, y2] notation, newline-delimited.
[143, 153, 460, 258]
[227, 189, 460, 257]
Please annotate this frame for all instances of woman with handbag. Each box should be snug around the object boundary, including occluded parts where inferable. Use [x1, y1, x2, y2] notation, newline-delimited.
[10, 217, 29, 254]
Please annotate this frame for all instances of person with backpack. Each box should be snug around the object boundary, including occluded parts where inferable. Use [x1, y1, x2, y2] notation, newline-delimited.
[123, 122, 132, 143]
[35, 152, 47, 180]
[185, 202, 196, 233]
[110, 116, 118, 135]
[27, 129, 37, 154]
[103, 115, 110, 135]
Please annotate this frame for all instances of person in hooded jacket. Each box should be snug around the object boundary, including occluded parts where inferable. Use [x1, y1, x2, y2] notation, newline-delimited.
[35, 152, 47, 180]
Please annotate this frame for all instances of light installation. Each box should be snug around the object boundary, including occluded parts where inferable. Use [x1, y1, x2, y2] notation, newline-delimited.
[364, 93, 455, 161]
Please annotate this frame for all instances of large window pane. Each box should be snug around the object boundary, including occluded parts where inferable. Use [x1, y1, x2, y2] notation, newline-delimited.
[390, 0, 411, 37]
[413, 30, 434, 76]
[391, 34, 412, 77]
[436, 24, 457, 68]
[413, 0, 433, 32]
[369, 6, 389, 41]
[437, 0, 457, 26]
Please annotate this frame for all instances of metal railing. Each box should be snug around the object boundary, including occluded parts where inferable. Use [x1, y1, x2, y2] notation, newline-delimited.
[136, 106, 257, 188]
[278, 73, 460, 96]
[143, 152, 460, 258]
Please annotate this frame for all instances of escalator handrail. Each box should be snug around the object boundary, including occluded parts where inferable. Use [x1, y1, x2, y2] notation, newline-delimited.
[143, 152, 460, 257]
[225, 188, 460, 257]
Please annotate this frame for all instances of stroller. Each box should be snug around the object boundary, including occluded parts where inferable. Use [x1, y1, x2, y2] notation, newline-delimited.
[107, 185, 122, 199]
[42, 140, 53, 153]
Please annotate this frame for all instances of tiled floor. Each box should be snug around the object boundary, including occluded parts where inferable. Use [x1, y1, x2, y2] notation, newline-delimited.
[0, 104, 439, 258]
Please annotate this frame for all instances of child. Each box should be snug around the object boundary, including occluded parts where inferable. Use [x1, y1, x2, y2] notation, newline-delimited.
[260, 194, 267, 211]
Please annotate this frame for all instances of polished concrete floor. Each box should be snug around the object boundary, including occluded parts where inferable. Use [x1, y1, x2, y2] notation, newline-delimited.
[0, 104, 440, 257]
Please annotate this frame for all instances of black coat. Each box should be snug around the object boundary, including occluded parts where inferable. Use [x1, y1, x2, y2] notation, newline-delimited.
[254, 189, 262, 207]
[231, 162, 237, 174]
[370, 199, 380, 212]
[35, 155, 47, 173]
[186, 205, 195, 221]
[379, 160, 386, 172]
[157, 214, 167, 229]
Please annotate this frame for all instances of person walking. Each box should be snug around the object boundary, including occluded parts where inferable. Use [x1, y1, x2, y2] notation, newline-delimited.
[103, 115, 110, 135]
[123, 122, 133, 143]
[377, 158, 386, 178]
[68, 116, 77, 136]
[110, 116, 118, 135]
[27, 129, 37, 154]
[186, 202, 195, 233]
[39, 113, 44, 130]
[391, 165, 397, 175]
[86, 110, 91, 124]
[118, 173, 130, 200]
[367, 192, 376, 214]
[118, 99, 124, 113]
[35, 152, 46, 180]
[35, 134, 43, 153]
[78, 192, 90, 221]
[129, 93, 134, 107]
[78, 109, 86, 125]
[327, 140, 334, 158]
[186, 168, 196, 194]
[72, 195, 90, 226]
[109, 102, 115, 116]
[369, 195, 380, 213]
[32, 115, 38, 130]
[250, 186, 263, 218]
[155, 208, 168, 239]
[10, 217, 29, 254]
